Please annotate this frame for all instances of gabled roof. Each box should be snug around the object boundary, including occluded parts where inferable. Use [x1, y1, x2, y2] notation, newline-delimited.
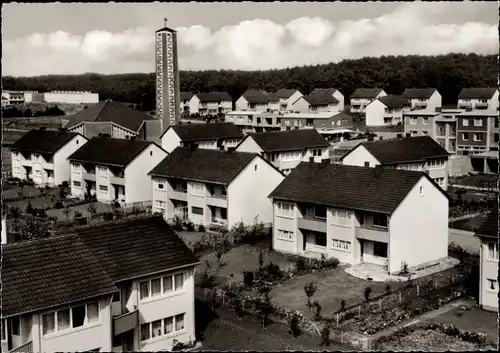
[475, 209, 498, 239]
[403, 88, 437, 99]
[181, 92, 195, 101]
[240, 129, 330, 153]
[1, 234, 118, 318]
[341, 136, 449, 165]
[242, 89, 278, 103]
[163, 122, 243, 142]
[149, 147, 258, 185]
[68, 137, 157, 167]
[378, 95, 410, 109]
[64, 99, 157, 132]
[156, 26, 176, 33]
[196, 91, 232, 102]
[269, 162, 446, 214]
[310, 88, 339, 97]
[350, 88, 384, 99]
[458, 88, 498, 99]
[275, 89, 298, 99]
[10, 129, 81, 155]
[301, 94, 339, 105]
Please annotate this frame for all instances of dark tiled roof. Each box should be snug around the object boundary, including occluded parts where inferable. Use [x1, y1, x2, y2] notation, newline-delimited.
[245, 129, 330, 152]
[68, 137, 154, 167]
[181, 92, 195, 101]
[275, 89, 297, 99]
[302, 94, 339, 105]
[350, 88, 384, 99]
[64, 99, 156, 132]
[310, 88, 338, 97]
[341, 136, 449, 165]
[269, 162, 429, 214]
[458, 88, 498, 99]
[2, 235, 118, 317]
[378, 95, 410, 109]
[73, 216, 199, 282]
[10, 129, 79, 155]
[149, 147, 256, 185]
[243, 89, 278, 103]
[475, 209, 498, 238]
[170, 122, 243, 142]
[197, 91, 232, 102]
[156, 26, 176, 33]
[403, 88, 437, 99]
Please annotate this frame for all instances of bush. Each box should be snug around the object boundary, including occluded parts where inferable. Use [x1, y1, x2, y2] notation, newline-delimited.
[385, 284, 391, 294]
[243, 271, 255, 287]
[172, 216, 184, 231]
[364, 286, 372, 302]
[54, 201, 64, 209]
[26, 202, 34, 215]
[61, 181, 69, 188]
[295, 257, 307, 272]
[289, 312, 302, 338]
[183, 221, 195, 231]
[198, 224, 206, 232]
[74, 211, 83, 218]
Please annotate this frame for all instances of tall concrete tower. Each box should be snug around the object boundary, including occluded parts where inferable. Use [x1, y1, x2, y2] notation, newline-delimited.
[155, 19, 181, 131]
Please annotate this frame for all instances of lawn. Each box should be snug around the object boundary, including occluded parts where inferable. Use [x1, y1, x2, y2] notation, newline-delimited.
[450, 174, 499, 189]
[46, 201, 114, 221]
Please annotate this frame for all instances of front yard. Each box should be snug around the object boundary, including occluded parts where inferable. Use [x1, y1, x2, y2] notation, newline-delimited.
[450, 174, 499, 189]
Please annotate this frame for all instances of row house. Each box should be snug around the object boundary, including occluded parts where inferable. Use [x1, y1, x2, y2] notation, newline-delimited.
[235, 129, 331, 175]
[63, 99, 161, 142]
[275, 89, 303, 112]
[10, 129, 88, 187]
[149, 147, 284, 227]
[160, 122, 243, 153]
[268, 161, 450, 274]
[403, 88, 442, 112]
[474, 209, 499, 312]
[235, 89, 279, 112]
[456, 110, 499, 155]
[457, 88, 499, 112]
[349, 88, 387, 114]
[340, 135, 450, 190]
[1, 216, 199, 353]
[68, 137, 168, 206]
[278, 111, 354, 141]
[180, 92, 196, 115]
[180, 92, 232, 116]
[224, 111, 282, 134]
[365, 95, 411, 126]
[291, 88, 344, 113]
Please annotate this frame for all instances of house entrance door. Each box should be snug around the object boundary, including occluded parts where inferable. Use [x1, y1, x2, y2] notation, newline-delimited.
[360, 239, 364, 262]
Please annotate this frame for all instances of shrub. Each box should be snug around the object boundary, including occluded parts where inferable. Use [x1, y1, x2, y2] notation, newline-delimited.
[295, 257, 307, 272]
[320, 324, 331, 346]
[340, 300, 346, 312]
[265, 262, 283, 280]
[198, 224, 206, 232]
[258, 250, 265, 270]
[304, 281, 317, 311]
[184, 221, 195, 231]
[54, 201, 64, 209]
[243, 271, 255, 287]
[364, 286, 372, 302]
[74, 211, 83, 218]
[314, 301, 322, 320]
[385, 284, 391, 294]
[172, 216, 184, 231]
[61, 181, 69, 188]
[289, 312, 302, 338]
[26, 202, 34, 215]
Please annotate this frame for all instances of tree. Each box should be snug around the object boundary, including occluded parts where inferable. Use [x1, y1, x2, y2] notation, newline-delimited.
[17, 218, 50, 242]
[210, 229, 232, 269]
[62, 206, 71, 220]
[304, 281, 317, 311]
[8, 206, 21, 232]
[320, 324, 331, 346]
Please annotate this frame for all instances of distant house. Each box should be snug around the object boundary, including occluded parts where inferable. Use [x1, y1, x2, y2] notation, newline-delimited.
[365, 95, 411, 126]
[160, 122, 243, 153]
[340, 135, 450, 190]
[149, 147, 284, 227]
[195, 92, 233, 116]
[224, 111, 282, 134]
[1, 216, 199, 352]
[290, 94, 340, 113]
[180, 92, 197, 115]
[235, 129, 331, 175]
[10, 129, 88, 187]
[474, 209, 499, 312]
[403, 88, 442, 112]
[403, 110, 442, 138]
[268, 161, 450, 274]
[457, 88, 499, 112]
[63, 99, 161, 142]
[68, 137, 168, 205]
[275, 89, 303, 112]
[456, 110, 499, 155]
[350, 88, 387, 114]
[235, 89, 279, 112]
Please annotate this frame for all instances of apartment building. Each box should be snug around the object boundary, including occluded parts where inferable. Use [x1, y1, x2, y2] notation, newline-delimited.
[279, 111, 353, 134]
[457, 88, 499, 112]
[349, 88, 387, 114]
[1, 216, 199, 353]
[2, 90, 44, 106]
[149, 147, 284, 227]
[475, 209, 499, 312]
[403, 88, 442, 112]
[235, 89, 279, 112]
[268, 161, 450, 274]
[275, 89, 303, 112]
[341, 135, 450, 190]
[403, 110, 441, 138]
[365, 95, 411, 126]
[224, 111, 282, 134]
[64, 99, 161, 142]
[68, 137, 168, 206]
[160, 122, 243, 153]
[235, 129, 331, 175]
[432, 109, 464, 154]
[456, 110, 499, 155]
[10, 129, 88, 187]
[44, 91, 99, 104]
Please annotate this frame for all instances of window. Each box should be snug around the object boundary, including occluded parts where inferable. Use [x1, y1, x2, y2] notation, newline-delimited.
[434, 177, 444, 186]
[57, 309, 71, 330]
[12, 152, 19, 160]
[142, 273, 185, 301]
[73, 181, 81, 188]
[315, 233, 327, 247]
[72, 305, 86, 328]
[175, 314, 185, 331]
[155, 200, 166, 209]
[462, 119, 469, 127]
[175, 273, 184, 290]
[419, 186, 424, 196]
[1, 319, 6, 341]
[277, 229, 293, 240]
[43, 313, 55, 335]
[422, 131, 428, 135]
[97, 166, 108, 176]
[88, 303, 100, 323]
[150, 151, 153, 156]
[99, 185, 108, 193]
[314, 205, 327, 219]
[473, 133, 483, 142]
[163, 276, 173, 293]
[332, 239, 351, 251]
[410, 117, 417, 125]
[152, 320, 162, 338]
[277, 202, 294, 218]
[487, 279, 497, 291]
[373, 241, 388, 258]
[487, 242, 498, 261]
[151, 278, 162, 297]
[140, 281, 150, 300]
[422, 117, 428, 125]
[255, 164, 258, 171]
[157, 182, 164, 190]
[221, 187, 227, 198]
[474, 118, 483, 127]
[373, 213, 388, 228]
[142, 314, 186, 341]
[191, 183, 204, 196]
[141, 323, 151, 341]
[221, 208, 227, 220]
[164, 317, 173, 334]
[462, 132, 469, 141]
[192, 206, 204, 215]
[312, 148, 322, 157]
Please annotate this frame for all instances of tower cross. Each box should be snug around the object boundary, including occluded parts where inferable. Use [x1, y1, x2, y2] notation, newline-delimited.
[164, 18, 168, 27]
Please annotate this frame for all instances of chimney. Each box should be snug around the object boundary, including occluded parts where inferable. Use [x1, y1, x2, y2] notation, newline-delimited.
[405, 133, 411, 138]
[309, 157, 314, 163]
[367, 136, 374, 142]
[39, 126, 47, 131]
[379, 136, 383, 141]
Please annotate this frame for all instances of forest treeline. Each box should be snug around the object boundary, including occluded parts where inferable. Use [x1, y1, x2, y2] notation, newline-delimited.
[2, 53, 496, 111]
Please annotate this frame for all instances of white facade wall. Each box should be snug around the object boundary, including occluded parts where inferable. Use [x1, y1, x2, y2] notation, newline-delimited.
[235, 96, 250, 111]
[350, 91, 387, 114]
[44, 92, 99, 104]
[189, 95, 200, 115]
[409, 91, 442, 112]
[479, 238, 499, 311]
[285, 91, 303, 111]
[457, 91, 499, 111]
[53, 135, 88, 186]
[111, 124, 137, 139]
[235, 137, 265, 154]
[365, 100, 387, 126]
[332, 90, 345, 112]
[161, 129, 183, 153]
[341, 145, 382, 168]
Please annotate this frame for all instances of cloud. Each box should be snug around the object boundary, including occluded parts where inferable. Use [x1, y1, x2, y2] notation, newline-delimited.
[2, 3, 497, 76]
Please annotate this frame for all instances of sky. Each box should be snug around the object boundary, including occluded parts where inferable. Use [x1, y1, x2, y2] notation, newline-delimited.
[2, 1, 498, 77]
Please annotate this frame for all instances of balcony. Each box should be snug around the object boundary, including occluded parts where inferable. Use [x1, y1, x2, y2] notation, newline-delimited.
[435, 115, 457, 122]
[42, 162, 54, 170]
[355, 226, 388, 242]
[415, 102, 428, 108]
[9, 341, 33, 353]
[113, 309, 138, 336]
[206, 194, 227, 208]
[83, 171, 96, 181]
[170, 189, 188, 201]
[298, 216, 327, 233]
[458, 103, 472, 109]
[475, 103, 489, 109]
[110, 174, 125, 185]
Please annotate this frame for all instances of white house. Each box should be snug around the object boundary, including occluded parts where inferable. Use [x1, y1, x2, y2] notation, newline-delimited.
[304, 88, 344, 111]
[1, 215, 199, 353]
[268, 161, 451, 274]
[403, 88, 442, 112]
[290, 94, 340, 113]
[340, 135, 450, 190]
[474, 209, 499, 312]
[235, 129, 331, 175]
[457, 88, 499, 112]
[149, 147, 285, 228]
[68, 137, 168, 206]
[365, 95, 411, 126]
[180, 92, 199, 115]
[349, 88, 387, 114]
[195, 92, 232, 116]
[10, 129, 88, 187]
[275, 89, 303, 112]
[160, 122, 243, 153]
[43, 91, 99, 104]
[235, 89, 279, 112]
